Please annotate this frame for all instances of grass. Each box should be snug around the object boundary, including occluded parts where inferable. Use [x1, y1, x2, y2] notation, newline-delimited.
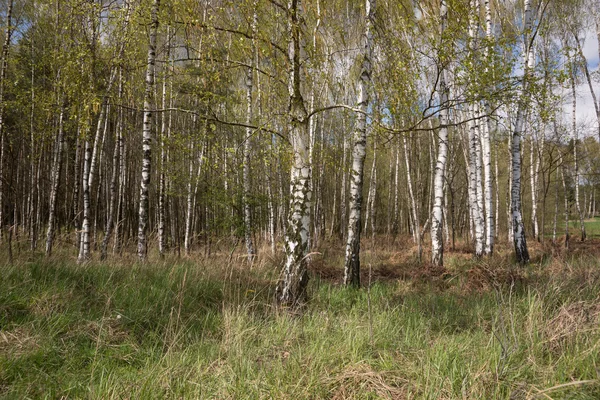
[1, 239, 600, 399]
[568, 216, 600, 238]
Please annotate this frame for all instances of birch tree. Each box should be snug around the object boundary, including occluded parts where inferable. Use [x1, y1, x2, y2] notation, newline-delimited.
[44, 100, 65, 256]
[278, 0, 311, 307]
[243, 1, 258, 261]
[510, 0, 535, 263]
[431, 0, 449, 266]
[482, 0, 494, 254]
[137, 0, 160, 261]
[344, 0, 375, 287]
[569, 53, 586, 241]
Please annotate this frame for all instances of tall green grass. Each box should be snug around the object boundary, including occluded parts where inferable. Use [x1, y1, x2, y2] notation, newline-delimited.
[1, 250, 600, 399]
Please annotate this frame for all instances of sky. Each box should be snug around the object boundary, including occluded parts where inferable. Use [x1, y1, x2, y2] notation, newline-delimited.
[567, 28, 599, 132]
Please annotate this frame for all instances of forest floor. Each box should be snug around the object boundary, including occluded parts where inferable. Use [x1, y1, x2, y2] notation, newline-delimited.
[1, 234, 600, 399]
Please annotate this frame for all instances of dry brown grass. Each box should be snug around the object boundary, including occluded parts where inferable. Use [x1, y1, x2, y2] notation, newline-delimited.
[326, 361, 410, 400]
[0, 326, 39, 357]
[544, 298, 600, 352]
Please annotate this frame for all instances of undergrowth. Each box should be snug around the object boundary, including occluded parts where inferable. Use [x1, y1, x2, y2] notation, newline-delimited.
[1, 239, 600, 399]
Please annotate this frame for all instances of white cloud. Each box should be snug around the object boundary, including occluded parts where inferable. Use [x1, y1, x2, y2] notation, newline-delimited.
[581, 29, 599, 70]
[562, 28, 599, 137]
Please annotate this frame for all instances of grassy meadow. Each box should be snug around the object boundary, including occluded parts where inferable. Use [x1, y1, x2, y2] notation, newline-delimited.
[1, 234, 600, 399]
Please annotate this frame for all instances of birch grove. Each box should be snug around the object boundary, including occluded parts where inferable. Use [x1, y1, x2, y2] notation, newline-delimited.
[0, 0, 597, 305]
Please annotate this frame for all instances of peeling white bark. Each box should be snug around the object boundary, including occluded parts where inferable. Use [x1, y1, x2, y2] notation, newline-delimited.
[431, 0, 449, 266]
[344, 0, 375, 287]
[137, 0, 160, 261]
[510, 0, 534, 263]
[278, 0, 311, 307]
[482, 0, 494, 254]
[243, 2, 258, 260]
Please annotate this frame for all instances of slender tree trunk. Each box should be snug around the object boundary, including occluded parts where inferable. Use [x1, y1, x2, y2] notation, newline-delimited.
[468, 108, 485, 257]
[0, 0, 14, 241]
[45, 102, 65, 257]
[184, 139, 195, 256]
[78, 139, 92, 263]
[113, 110, 126, 255]
[510, 0, 533, 263]
[28, 12, 37, 251]
[243, 2, 258, 260]
[364, 140, 377, 239]
[78, 82, 117, 261]
[505, 130, 512, 244]
[482, 0, 494, 254]
[560, 152, 570, 248]
[344, 0, 374, 287]
[403, 133, 421, 262]
[573, 35, 600, 143]
[494, 138, 500, 240]
[529, 137, 539, 240]
[431, 0, 449, 266]
[100, 73, 124, 260]
[392, 142, 400, 235]
[340, 133, 348, 239]
[266, 152, 276, 254]
[137, 0, 160, 261]
[188, 138, 206, 255]
[93, 103, 109, 250]
[278, 0, 311, 307]
[552, 174, 559, 243]
[158, 28, 171, 257]
[570, 61, 586, 241]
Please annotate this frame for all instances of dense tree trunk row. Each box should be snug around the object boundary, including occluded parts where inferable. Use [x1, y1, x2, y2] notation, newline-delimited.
[0, 0, 599, 307]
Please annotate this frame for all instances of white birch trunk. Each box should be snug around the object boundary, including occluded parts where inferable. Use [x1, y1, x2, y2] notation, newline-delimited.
[78, 79, 120, 259]
[468, 109, 485, 257]
[403, 133, 421, 261]
[266, 156, 276, 254]
[529, 138, 539, 240]
[467, 0, 485, 257]
[137, 0, 159, 261]
[343, 0, 374, 287]
[45, 102, 65, 257]
[559, 151, 570, 248]
[552, 176, 559, 243]
[482, 0, 494, 254]
[184, 139, 196, 256]
[278, 0, 311, 307]
[340, 133, 348, 238]
[78, 139, 92, 263]
[101, 71, 124, 261]
[243, 2, 258, 260]
[510, 0, 534, 263]
[93, 104, 109, 250]
[113, 108, 126, 255]
[431, 0, 449, 266]
[158, 27, 171, 257]
[574, 35, 600, 142]
[570, 63, 586, 241]
[364, 140, 377, 239]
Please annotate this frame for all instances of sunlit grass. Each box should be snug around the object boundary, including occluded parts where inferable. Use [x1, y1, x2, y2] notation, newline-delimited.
[569, 216, 600, 238]
[1, 240, 600, 399]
